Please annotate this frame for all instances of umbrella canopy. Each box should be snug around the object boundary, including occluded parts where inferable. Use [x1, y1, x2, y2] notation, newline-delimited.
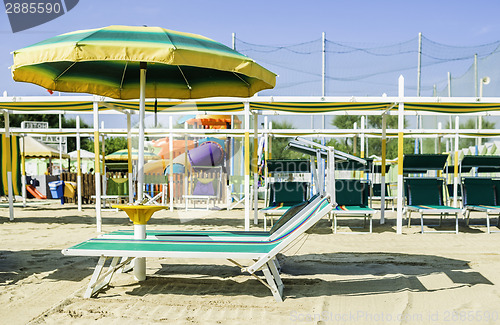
[23, 136, 69, 159]
[68, 149, 95, 159]
[11, 25, 276, 99]
[105, 149, 160, 162]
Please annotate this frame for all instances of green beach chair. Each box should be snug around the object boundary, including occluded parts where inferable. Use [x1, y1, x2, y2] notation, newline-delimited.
[404, 177, 462, 234]
[332, 179, 375, 234]
[462, 177, 500, 234]
[62, 194, 332, 301]
[260, 181, 310, 228]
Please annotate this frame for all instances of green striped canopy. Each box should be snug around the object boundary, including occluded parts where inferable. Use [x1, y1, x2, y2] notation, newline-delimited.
[11, 25, 276, 99]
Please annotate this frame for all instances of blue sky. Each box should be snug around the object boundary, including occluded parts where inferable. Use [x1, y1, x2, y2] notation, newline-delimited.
[2, 0, 500, 128]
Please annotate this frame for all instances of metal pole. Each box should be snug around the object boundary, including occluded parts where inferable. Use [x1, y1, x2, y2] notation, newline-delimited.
[169, 116, 174, 211]
[380, 113, 387, 224]
[397, 75, 405, 234]
[76, 116, 82, 211]
[417, 32, 422, 97]
[244, 101, 250, 231]
[322, 32, 326, 145]
[232, 32, 236, 50]
[322, 32, 326, 97]
[59, 114, 62, 175]
[137, 62, 147, 202]
[448, 72, 453, 154]
[21, 135, 26, 207]
[127, 112, 133, 203]
[416, 33, 423, 155]
[3, 111, 14, 221]
[93, 100, 102, 232]
[474, 54, 478, 97]
[253, 112, 259, 225]
[453, 116, 459, 208]
[360, 116, 365, 179]
[101, 121, 105, 198]
[135, 62, 147, 282]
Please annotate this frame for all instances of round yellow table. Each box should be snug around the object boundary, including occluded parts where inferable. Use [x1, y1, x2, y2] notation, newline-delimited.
[112, 204, 167, 225]
[112, 204, 167, 281]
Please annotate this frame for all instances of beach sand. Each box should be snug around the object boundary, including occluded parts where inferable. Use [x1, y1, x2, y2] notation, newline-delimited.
[1, 201, 500, 324]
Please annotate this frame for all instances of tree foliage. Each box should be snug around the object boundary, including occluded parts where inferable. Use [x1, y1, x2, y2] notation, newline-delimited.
[446, 117, 495, 149]
[270, 120, 306, 159]
[83, 136, 129, 156]
[330, 114, 414, 159]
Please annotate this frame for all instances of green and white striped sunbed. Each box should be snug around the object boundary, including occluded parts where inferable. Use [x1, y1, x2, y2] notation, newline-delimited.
[405, 178, 462, 234]
[102, 194, 324, 242]
[463, 178, 500, 234]
[62, 195, 332, 302]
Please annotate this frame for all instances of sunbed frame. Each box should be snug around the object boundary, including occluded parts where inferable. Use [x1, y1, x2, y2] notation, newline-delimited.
[62, 195, 332, 301]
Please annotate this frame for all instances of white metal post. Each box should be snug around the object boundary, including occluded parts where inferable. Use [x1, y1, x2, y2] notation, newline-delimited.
[380, 113, 387, 224]
[253, 112, 259, 225]
[134, 224, 146, 281]
[244, 102, 250, 231]
[93, 100, 102, 232]
[76, 116, 82, 211]
[21, 135, 26, 207]
[137, 63, 147, 201]
[127, 112, 133, 203]
[453, 116, 459, 208]
[169, 116, 174, 211]
[397, 76, 405, 234]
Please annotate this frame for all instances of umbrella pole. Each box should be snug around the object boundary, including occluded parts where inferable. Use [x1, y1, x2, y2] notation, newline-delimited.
[135, 62, 147, 281]
[93, 100, 102, 232]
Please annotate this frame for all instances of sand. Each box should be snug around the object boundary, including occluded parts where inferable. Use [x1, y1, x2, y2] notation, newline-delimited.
[1, 201, 500, 324]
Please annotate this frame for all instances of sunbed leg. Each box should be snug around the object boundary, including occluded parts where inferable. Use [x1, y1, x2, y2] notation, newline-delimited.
[333, 214, 337, 234]
[273, 257, 281, 272]
[420, 213, 424, 234]
[369, 215, 372, 233]
[407, 211, 412, 228]
[118, 256, 133, 273]
[84, 256, 107, 298]
[486, 214, 491, 234]
[262, 262, 284, 302]
[455, 215, 459, 234]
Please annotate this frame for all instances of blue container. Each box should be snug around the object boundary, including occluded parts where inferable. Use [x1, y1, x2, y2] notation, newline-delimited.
[48, 180, 64, 204]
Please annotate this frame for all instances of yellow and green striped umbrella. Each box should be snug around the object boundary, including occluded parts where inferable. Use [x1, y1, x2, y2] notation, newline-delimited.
[11, 25, 276, 99]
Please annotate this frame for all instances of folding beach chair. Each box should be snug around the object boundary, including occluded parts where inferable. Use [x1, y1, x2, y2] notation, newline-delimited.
[404, 177, 462, 234]
[332, 179, 375, 234]
[183, 166, 222, 210]
[462, 177, 500, 233]
[260, 181, 309, 228]
[370, 183, 396, 211]
[62, 194, 333, 302]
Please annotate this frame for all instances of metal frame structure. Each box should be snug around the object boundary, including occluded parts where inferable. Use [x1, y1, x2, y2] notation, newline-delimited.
[4, 76, 500, 233]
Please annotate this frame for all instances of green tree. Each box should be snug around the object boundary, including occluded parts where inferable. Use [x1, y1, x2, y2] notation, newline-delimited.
[83, 136, 129, 156]
[446, 117, 495, 149]
[330, 114, 414, 159]
[270, 120, 307, 159]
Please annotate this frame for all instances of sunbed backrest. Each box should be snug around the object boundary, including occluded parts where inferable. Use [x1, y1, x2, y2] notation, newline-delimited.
[335, 179, 369, 206]
[405, 178, 443, 206]
[463, 177, 496, 206]
[268, 194, 328, 241]
[269, 182, 309, 206]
